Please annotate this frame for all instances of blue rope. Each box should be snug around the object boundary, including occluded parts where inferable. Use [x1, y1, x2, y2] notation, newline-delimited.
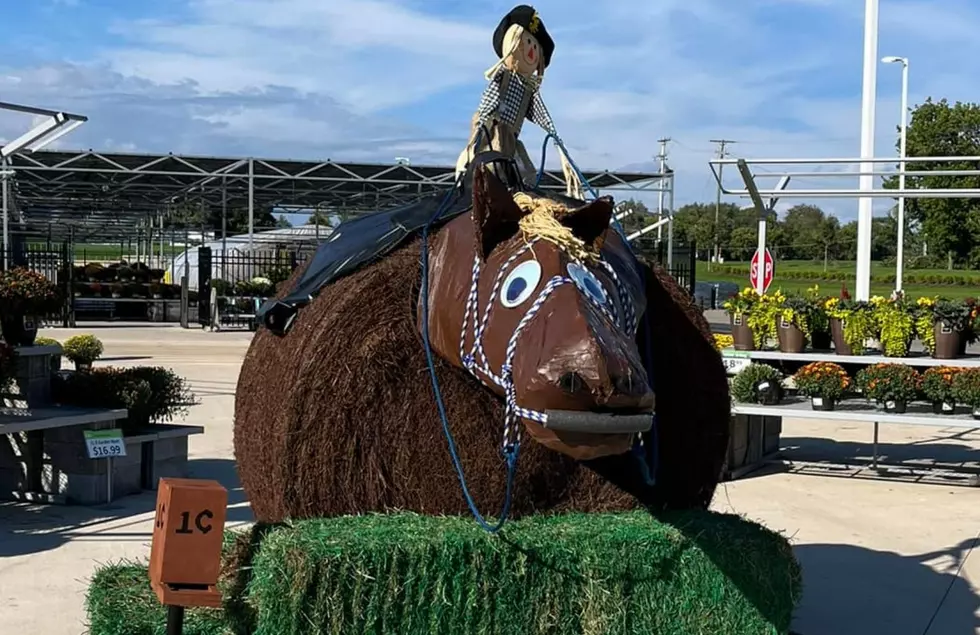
[420, 182, 519, 534]
[534, 135, 660, 487]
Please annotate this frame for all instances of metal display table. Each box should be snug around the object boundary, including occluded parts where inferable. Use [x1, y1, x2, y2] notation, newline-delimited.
[721, 348, 980, 479]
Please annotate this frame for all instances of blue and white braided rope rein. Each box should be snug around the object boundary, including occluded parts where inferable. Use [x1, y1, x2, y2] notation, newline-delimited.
[458, 237, 643, 454]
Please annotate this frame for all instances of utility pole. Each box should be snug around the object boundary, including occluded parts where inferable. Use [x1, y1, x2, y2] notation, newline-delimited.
[656, 137, 670, 242]
[710, 139, 736, 269]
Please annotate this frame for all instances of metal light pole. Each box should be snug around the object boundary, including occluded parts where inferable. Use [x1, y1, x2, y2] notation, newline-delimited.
[855, 0, 880, 301]
[882, 55, 909, 293]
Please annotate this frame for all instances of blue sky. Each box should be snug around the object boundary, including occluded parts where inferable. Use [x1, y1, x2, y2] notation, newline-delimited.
[0, 0, 977, 221]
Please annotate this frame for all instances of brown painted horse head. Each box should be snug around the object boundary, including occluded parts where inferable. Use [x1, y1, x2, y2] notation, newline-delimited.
[419, 166, 655, 461]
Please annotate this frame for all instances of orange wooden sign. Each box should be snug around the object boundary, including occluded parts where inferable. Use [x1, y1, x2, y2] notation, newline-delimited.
[149, 477, 228, 608]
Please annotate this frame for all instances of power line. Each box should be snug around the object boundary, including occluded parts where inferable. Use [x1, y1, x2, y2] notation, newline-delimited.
[656, 137, 671, 242]
[710, 139, 737, 267]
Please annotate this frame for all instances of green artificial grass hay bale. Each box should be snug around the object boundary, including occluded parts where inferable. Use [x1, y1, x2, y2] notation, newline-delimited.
[85, 561, 228, 635]
[85, 511, 801, 635]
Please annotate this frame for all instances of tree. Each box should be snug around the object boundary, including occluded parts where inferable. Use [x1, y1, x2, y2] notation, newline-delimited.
[306, 210, 332, 226]
[728, 227, 757, 260]
[883, 97, 980, 268]
[276, 215, 293, 228]
[673, 203, 716, 260]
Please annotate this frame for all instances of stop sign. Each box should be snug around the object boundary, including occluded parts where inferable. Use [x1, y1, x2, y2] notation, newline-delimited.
[750, 248, 774, 293]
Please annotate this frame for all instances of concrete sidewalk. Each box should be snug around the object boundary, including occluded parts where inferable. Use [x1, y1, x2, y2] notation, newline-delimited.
[0, 325, 977, 634]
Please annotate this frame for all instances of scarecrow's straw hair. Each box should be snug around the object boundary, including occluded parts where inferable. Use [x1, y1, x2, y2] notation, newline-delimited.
[513, 192, 598, 263]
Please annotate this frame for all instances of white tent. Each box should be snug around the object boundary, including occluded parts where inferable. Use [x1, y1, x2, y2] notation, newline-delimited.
[168, 225, 329, 291]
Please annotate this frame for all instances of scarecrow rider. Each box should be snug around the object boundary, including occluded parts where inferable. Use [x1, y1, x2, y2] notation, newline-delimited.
[455, 5, 585, 199]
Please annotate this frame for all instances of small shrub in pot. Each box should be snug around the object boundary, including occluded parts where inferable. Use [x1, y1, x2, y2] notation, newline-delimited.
[731, 363, 784, 405]
[855, 363, 920, 413]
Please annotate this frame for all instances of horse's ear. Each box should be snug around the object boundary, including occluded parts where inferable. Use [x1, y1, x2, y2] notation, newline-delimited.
[561, 196, 614, 247]
[472, 165, 525, 260]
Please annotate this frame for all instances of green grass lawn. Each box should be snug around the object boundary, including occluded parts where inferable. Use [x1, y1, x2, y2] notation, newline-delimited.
[698, 260, 980, 300]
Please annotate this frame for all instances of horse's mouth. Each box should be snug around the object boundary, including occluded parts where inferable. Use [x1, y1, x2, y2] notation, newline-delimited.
[542, 408, 654, 434]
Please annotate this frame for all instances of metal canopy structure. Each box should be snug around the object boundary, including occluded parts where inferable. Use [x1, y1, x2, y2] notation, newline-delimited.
[4, 149, 669, 241]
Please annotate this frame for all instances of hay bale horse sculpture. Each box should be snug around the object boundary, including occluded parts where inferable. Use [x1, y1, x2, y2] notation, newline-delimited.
[237, 161, 730, 524]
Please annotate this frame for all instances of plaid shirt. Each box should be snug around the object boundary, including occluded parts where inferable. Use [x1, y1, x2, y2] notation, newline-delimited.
[475, 67, 559, 140]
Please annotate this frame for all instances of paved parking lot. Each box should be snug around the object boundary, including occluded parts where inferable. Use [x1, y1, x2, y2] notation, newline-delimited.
[0, 324, 978, 634]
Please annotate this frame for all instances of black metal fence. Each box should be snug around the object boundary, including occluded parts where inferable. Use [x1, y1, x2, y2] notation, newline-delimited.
[656, 240, 697, 297]
[197, 246, 311, 330]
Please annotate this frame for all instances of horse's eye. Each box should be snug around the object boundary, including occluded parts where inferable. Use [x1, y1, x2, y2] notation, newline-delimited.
[500, 259, 542, 308]
[566, 263, 608, 306]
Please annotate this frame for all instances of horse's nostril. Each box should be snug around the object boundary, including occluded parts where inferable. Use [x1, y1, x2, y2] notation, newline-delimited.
[558, 372, 585, 394]
[612, 374, 633, 394]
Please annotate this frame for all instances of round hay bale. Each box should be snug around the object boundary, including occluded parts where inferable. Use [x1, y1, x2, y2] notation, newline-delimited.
[234, 234, 729, 522]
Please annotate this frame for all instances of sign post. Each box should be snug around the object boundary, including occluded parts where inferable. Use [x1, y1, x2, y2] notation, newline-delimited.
[149, 478, 228, 635]
[749, 248, 775, 295]
[83, 428, 126, 504]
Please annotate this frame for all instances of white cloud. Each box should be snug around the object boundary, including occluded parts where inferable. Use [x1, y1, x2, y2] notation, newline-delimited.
[1, 0, 979, 221]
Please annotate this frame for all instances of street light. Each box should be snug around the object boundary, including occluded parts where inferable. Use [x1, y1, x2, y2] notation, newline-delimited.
[881, 55, 909, 293]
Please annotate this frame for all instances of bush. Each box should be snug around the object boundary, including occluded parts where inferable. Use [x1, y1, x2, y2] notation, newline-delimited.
[52, 366, 194, 432]
[731, 362, 784, 404]
[85, 511, 802, 635]
[62, 334, 104, 366]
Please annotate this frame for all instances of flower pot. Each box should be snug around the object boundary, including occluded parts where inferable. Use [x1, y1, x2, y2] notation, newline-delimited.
[883, 399, 908, 414]
[829, 318, 852, 356]
[933, 321, 962, 360]
[755, 379, 783, 405]
[730, 314, 755, 351]
[776, 317, 806, 353]
[811, 329, 832, 351]
[973, 406, 980, 421]
[810, 396, 836, 411]
[932, 400, 956, 415]
[1, 313, 38, 346]
[958, 336, 968, 356]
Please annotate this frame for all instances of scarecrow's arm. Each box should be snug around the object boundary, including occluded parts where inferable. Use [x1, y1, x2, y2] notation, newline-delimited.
[528, 89, 560, 139]
[474, 69, 504, 132]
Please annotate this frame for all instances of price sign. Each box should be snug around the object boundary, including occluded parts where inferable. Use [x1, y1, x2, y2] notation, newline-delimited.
[83, 428, 127, 459]
[721, 351, 751, 375]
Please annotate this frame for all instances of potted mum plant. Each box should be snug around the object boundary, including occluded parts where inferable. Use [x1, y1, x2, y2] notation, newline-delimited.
[61, 334, 104, 371]
[920, 366, 960, 415]
[713, 333, 734, 351]
[793, 361, 852, 411]
[930, 298, 970, 359]
[723, 287, 760, 350]
[0, 267, 62, 346]
[776, 294, 810, 353]
[952, 368, 980, 420]
[731, 362, 784, 405]
[855, 363, 920, 413]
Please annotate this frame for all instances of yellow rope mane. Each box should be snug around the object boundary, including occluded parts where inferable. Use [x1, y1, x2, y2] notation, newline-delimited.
[513, 192, 599, 263]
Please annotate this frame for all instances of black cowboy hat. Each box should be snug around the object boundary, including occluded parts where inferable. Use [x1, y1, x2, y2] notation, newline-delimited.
[492, 5, 555, 68]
